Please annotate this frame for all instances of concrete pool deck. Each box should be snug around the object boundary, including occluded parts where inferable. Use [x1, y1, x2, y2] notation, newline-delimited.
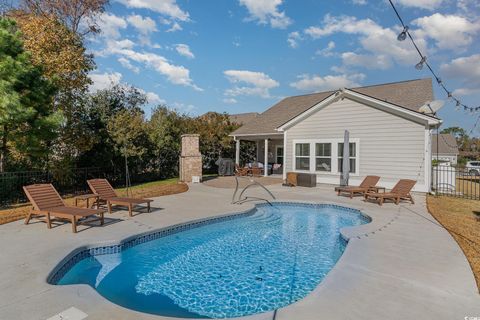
[0, 183, 479, 320]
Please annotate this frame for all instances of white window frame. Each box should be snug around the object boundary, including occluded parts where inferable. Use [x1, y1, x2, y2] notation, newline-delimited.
[292, 139, 360, 176]
[294, 142, 311, 172]
[275, 145, 284, 164]
[337, 142, 358, 174]
[315, 142, 332, 172]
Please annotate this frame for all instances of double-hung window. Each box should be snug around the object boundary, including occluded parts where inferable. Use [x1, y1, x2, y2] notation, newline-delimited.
[315, 143, 331, 172]
[295, 143, 310, 170]
[338, 142, 357, 173]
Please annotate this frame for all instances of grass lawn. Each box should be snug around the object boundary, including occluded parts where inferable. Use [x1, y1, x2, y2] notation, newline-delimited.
[427, 195, 480, 291]
[0, 178, 188, 225]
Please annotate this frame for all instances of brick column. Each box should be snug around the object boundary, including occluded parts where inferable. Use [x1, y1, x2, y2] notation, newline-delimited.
[179, 134, 202, 183]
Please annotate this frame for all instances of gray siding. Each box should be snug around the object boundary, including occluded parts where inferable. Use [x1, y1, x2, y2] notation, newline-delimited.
[285, 98, 428, 190]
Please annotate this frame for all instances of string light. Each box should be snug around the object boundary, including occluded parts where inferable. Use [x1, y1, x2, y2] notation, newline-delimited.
[415, 56, 426, 70]
[388, 0, 480, 117]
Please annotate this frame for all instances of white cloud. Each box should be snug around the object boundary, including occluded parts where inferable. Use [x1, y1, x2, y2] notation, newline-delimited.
[413, 13, 480, 50]
[341, 52, 392, 69]
[105, 44, 202, 90]
[239, 0, 292, 29]
[290, 73, 365, 92]
[316, 41, 336, 57]
[97, 13, 127, 39]
[118, 57, 140, 73]
[440, 54, 480, 96]
[224, 70, 279, 98]
[167, 21, 183, 32]
[395, 0, 444, 10]
[89, 72, 123, 92]
[223, 98, 238, 104]
[116, 0, 189, 21]
[287, 31, 302, 48]
[175, 44, 195, 59]
[137, 89, 166, 104]
[352, 0, 367, 4]
[127, 14, 157, 35]
[305, 15, 426, 66]
[172, 102, 196, 113]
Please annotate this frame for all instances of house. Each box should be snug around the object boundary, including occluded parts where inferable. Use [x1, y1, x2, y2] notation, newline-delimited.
[230, 78, 442, 192]
[432, 134, 459, 165]
[229, 112, 259, 125]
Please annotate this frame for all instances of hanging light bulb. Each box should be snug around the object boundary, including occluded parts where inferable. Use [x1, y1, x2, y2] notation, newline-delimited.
[415, 56, 426, 70]
[397, 26, 409, 41]
[455, 100, 461, 111]
[436, 77, 442, 84]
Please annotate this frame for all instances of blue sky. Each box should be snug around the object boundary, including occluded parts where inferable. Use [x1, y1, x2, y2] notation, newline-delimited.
[88, 0, 480, 134]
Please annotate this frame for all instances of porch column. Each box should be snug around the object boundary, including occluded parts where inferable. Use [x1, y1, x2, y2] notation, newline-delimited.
[264, 138, 269, 177]
[235, 139, 240, 165]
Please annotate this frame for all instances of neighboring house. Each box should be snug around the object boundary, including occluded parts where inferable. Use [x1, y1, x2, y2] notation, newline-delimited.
[231, 78, 442, 192]
[432, 134, 459, 165]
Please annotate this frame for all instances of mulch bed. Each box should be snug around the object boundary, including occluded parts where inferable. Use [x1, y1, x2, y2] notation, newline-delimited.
[0, 182, 188, 226]
[426, 195, 480, 291]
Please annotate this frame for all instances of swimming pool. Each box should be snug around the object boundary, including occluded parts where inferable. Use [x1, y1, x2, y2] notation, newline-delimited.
[52, 203, 370, 318]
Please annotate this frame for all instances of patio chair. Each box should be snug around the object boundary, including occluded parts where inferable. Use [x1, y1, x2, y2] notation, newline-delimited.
[364, 179, 416, 205]
[235, 164, 250, 176]
[337, 175, 381, 198]
[23, 184, 105, 233]
[87, 179, 152, 217]
[251, 166, 263, 177]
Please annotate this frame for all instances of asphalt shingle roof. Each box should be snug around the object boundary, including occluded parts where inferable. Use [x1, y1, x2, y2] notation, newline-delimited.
[432, 134, 459, 155]
[232, 78, 434, 136]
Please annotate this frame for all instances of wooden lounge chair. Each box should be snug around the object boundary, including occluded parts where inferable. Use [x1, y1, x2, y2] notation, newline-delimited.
[337, 175, 381, 198]
[235, 164, 250, 176]
[23, 184, 105, 233]
[87, 179, 152, 217]
[364, 179, 416, 205]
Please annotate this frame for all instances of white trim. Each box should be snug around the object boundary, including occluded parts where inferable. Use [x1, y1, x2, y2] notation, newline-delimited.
[277, 89, 442, 131]
[425, 128, 432, 192]
[230, 132, 283, 137]
[292, 138, 360, 177]
[264, 139, 269, 177]
[282, 131, 287, 180]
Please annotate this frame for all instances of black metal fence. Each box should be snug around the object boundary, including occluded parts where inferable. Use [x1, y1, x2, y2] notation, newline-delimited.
[0, 167, 162, 207]
[432, 165, 480, 200]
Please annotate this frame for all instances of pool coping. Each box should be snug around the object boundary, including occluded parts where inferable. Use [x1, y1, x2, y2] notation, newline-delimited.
[46, 201, 373, 318]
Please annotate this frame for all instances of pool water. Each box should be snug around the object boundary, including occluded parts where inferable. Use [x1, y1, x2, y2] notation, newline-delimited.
[56, 204, 369, 318]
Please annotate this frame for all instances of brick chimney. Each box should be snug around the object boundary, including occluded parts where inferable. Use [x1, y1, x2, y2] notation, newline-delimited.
[179, 134, 202, 183]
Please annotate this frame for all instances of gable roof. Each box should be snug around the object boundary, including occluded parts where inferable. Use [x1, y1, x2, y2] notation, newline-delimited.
[432, 134, 459, 155]
[229, 112, 259, 125]
[232, 78, 435, 136]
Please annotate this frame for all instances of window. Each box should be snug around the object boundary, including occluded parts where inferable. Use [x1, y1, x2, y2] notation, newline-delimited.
[295, 143, 310, 170]
[315, 143, 331, 172]
[338, 142, 356, 173]
[276, 146, 284, 165]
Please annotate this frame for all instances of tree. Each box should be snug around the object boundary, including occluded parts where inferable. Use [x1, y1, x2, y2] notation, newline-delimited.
[440, 126, 469, 149]
[148, 106, 191, 178]
[107, 109, 148, 193]
[0, 18, 61, 172]
[20, 0, 108, 36]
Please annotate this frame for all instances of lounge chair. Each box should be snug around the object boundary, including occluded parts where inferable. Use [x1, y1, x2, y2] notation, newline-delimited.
[87, 179, 152, 217]
[337, 175, 381, 198]
[235, 164, 250, 176]
[364, 179, 416, 205]
[23, 184, 105, 233]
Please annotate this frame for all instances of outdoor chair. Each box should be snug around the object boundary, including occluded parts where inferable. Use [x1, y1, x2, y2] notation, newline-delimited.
[337, 175, 381, 198]
[235, 164, 250, 176]
[23, 184, 105, 233]
[364, 179, 416, 205]
[251, 166, 263, 177]
[87, 179, 152, 217]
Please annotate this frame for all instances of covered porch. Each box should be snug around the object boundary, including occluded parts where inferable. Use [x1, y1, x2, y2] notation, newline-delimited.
[233, 133, 285, 178]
